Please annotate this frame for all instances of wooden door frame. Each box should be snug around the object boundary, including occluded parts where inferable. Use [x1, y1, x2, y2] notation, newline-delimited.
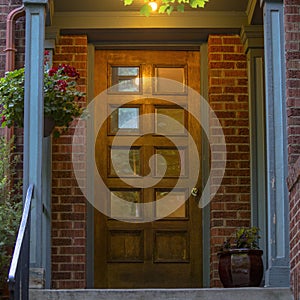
[85, 43, 211, 288]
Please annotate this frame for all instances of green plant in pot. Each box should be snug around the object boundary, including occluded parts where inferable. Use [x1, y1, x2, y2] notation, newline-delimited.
[218, 227, 263, 288]
[0, 136, 22, 297]
[0, 64, 84, 138]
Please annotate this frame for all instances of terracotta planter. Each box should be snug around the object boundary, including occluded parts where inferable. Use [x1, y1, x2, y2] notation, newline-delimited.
[218, 248, 263, 288]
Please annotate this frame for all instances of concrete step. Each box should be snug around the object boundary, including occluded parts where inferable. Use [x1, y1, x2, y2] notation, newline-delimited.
[29, 288, 294, 300]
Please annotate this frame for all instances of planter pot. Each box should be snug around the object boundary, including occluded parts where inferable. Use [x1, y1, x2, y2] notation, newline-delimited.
[218, 248, 263, 288]
[44, 116, 55, 137]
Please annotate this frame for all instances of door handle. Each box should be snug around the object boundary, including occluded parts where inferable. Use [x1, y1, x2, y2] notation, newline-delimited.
[191, 187, 199, 197]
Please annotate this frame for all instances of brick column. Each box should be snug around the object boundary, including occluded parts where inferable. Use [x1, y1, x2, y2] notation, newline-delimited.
[208, 35, 251, 287]
[51, 35, 87, 289]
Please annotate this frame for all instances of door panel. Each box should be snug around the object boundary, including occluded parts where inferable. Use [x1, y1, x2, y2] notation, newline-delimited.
[94, 50, 202, 288]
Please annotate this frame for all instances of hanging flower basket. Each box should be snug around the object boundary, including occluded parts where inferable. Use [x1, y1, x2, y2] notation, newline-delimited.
[0, 64, 85, 138]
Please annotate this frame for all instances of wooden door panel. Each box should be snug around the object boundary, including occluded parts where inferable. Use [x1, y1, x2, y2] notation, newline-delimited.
[94, 50, 202, 288]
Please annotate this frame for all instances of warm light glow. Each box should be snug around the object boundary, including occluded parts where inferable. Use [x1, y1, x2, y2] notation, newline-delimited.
[148, 1, 158, 12]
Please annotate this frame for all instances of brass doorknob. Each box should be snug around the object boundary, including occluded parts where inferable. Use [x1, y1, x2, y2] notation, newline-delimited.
[191, 188, 199, 197]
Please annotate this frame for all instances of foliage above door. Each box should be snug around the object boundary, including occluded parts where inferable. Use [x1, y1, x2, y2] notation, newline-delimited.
[123, 0, 210, 16]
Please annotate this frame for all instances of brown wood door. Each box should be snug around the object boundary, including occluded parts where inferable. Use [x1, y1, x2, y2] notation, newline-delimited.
[94, 50, 202, 288]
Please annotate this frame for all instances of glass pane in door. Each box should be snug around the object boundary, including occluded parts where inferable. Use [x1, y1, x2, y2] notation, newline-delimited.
[109, 107, 140, 134]
[109, 147, 141, 177]
[110, 190, 141, 219]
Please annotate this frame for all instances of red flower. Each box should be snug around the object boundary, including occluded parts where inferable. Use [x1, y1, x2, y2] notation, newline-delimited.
[56, 79, 68, 92]
[48, 64, 80, 79]
[60, 64, 80, 79]
[1, 115, 6, 124]
[48, 66, 58, 77]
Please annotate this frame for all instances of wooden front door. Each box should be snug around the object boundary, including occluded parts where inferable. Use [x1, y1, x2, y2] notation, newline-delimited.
[93, 50, 202, 288]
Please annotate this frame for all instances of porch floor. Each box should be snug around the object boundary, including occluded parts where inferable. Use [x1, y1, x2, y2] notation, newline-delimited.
[29, 287, 293, 300]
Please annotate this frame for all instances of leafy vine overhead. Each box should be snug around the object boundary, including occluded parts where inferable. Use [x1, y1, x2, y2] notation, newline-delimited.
[123, 0, 210, 16]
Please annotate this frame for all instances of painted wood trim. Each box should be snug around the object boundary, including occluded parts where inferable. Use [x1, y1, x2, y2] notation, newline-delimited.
[52, 11, 248, 29]
[262, 0, 290, 287]
[42, 137, 52, 288]
[86, 44, 95, 288]
[23, 1, 46, 274]
[241, 25, 266, 275]
[200, 43, 210, 288]
[246, 0, 258, 24]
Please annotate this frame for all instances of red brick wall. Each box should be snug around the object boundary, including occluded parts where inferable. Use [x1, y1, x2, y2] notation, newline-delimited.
[51, 35, 87, 289]
[287, 160, 300, 300]
[208, 35, 251, 287]
[285, 0, 300, 166]
[0, 0, 25, 76]
[285, 0, 300, 299]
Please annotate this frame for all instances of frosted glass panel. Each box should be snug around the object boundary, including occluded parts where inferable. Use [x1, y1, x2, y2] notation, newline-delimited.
[155, 190, 186, 218]
[154, 67, 186, 94]
[156, 107, 185, 135]
[119, 108, 139, 129]
[111, 66, 140, 92]
[110, 190, 141, 219]
[110, 147, 140, 176]
[155, 148, 186, 177]
[110, 107, 139, 133]
[117, 67, 139, 76]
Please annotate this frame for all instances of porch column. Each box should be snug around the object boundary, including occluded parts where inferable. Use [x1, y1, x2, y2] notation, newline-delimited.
[260, 0, 290, 287]
[241, 25, 267, 279]
[23, 0, 48, 287]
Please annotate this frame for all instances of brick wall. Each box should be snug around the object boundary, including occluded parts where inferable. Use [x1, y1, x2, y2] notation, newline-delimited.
[287, 160, 300, 300]
[0, 0, 25, 76]
[208, 35, 251, 287]
[51, 35, 87, 289]
[285, 0, 300, 299]
[285, 0, 300, 166]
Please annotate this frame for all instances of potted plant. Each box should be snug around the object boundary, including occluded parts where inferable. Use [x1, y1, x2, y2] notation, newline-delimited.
[218, 227, 263, 288]
[0, 64, 84, 138]
[0, 136, 22, 299]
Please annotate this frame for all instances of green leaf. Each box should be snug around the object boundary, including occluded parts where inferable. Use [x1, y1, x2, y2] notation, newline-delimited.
[159, 5, 169, 13]
[177, 4, 185, 12]
[190, 0, 207, 8]
[123, 0, 134, 5]
[140, 3, 152, 16]
[166, 5, 174, 15]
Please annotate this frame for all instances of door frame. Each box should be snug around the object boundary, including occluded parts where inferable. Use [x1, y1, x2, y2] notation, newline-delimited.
[85, 43, 211, 288]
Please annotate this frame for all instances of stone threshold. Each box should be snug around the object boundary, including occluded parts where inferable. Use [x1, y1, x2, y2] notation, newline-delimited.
[29, 287, 293, 300]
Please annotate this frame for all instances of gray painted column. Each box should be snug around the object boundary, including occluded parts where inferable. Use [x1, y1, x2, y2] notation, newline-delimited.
[200, 43, 210, 288]
[86, 43, 95, 288]
[23, 0, 48, 287]
[260, 0, 290, 287]
[241, 25, 267, 284]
